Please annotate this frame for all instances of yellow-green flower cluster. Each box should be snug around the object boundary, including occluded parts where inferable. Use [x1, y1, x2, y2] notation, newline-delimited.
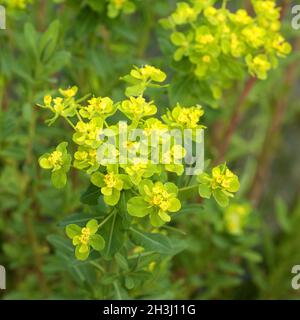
[39, 65, 239, 238]
[107, 0, 136, 19]
[224, 203, 251, 235]
[66, 219, 105, 260]
[161, 0, 291, 98]
[198, 163, 240, 207]
[163, 104, 205, 130]
[39, 142, 72, 188]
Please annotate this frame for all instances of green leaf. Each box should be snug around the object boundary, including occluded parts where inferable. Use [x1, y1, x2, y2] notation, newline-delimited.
[115, 253, 129, 270]
[171, 32, 186, 46]
[213, 189, 229, 207]
[102, 213, 125, 259]
[24, 23, 38, 59]
[104, 189, 120, 206]
[125, 84, 145, 97]
[130, 227, 173, 254]
[90, 172, 105, 187]
[65, 224, 81, 239]
[275, 197, 291, 233]
[45, 50, 71, 74]
[51, 170, 67, 189]
[80, 183, 101, 205]
[198, 184, 212, 199]
[127, 197, 150, 217]
[75, 246, 90, 261]
[90, 234, 105, 251]
[39, 20, 60, 62]
[125, 276, 135, 290]
[86, 219, 99, 234]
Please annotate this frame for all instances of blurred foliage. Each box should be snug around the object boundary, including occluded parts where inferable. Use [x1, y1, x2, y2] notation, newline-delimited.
[0, 0, 299, 299]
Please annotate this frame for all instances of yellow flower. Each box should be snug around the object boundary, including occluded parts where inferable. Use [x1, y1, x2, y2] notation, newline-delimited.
[80, 97, 115, 119]
[120, 96, 157, 120]
[130, 65, 166, 83]
[44, 95, 52, 106]
[224, 204, 251, 235]
[73, 118, 103, 148]
[163, 104, 204, 130]
[242, 26, 266, 48]
[171, 2, 198, 25]
[59, 86, 78, 99]
[246, 54, 271, 80]
[230, 9, 252, 25]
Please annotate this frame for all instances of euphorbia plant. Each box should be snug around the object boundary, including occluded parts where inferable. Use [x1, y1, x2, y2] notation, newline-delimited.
[161, 0, 291, 101]
[38, 65, 240, 295]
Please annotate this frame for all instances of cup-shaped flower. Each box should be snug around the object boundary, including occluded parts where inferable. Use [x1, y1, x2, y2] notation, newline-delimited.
[122, 65, 166, 97]
[90, 171, 132, 206]
[65, 219, 105, 261]
[121, 158, 161, 185]
[120, 96, 157, 121]
[79, 97, 116, 120]
[130, 65, 166, 83]
[198, 163, 240, 207]
[73, 146, 99, 174]
[73, 117, 103, 148]
[59, 86, 78, 99]
[162, 104, 205, 131]
[39, 142, 71, 188]
[127, 180, 181, 227]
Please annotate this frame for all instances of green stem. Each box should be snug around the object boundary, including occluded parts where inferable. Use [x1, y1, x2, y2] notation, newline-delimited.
[89, 261, 105, 273]
[98, 209, 115, 228]
[178, 184, 198, 193]
[75, 109, 83, 122]
[64, 116, 76, 130]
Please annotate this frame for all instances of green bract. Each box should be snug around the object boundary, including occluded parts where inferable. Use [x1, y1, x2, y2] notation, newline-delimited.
[65, 219, 105, 260]
[38, 142, 72, 188]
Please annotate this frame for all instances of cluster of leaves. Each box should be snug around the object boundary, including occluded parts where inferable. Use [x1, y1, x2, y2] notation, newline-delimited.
[161, 0, 291, 100]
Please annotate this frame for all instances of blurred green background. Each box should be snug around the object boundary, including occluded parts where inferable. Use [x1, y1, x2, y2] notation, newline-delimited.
[0, 0, 300, 299]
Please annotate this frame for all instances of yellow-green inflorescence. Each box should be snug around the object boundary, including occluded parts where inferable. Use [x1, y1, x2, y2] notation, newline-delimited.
[198, 163, 240, 207]
[66, 219, 105, 260]
[224, 203, 251, 235]
[107, 0, 136, 18]
[161, 0, 291, 98]
[38, 142, 72, 188]
[38, 65, 240, 260]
